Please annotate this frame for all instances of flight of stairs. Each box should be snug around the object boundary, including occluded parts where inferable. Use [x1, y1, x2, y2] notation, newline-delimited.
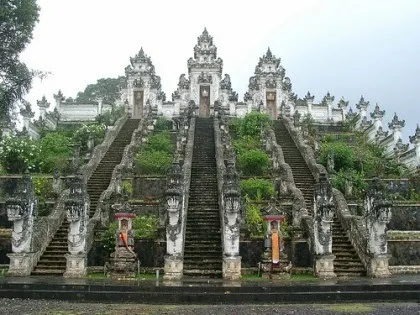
[183, 117, 223, 278]
[32, 119, 140, 275]
[274, 120, 316, 212]
[332, 217, 366, 277]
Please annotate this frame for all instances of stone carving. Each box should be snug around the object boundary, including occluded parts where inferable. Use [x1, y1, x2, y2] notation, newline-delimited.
[364, 177, 392, 277]
[388, 112, 406, 130]
[313, 173, 336, 278]
[132, 78, 144, 88]
[6, 172, 37, 276]
[197, 71, 212, 84]
[220, 74, 232, 90]
[248, 76, 259, 90]
[64, 172, 90, 277]
[265, 76, 276, 89]
[293, 110, 301, 127]
[244, 91, 252, 102]
[6, 172, 37, 254]
[150, 75, 161, 90]
[356, 95, 369, 110]
[178, 74, 190, 90]
[282, 77, 292, 92]
[327, 152, 335, 174]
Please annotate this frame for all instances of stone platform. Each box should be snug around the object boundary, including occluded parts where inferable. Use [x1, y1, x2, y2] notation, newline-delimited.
[0, 275, 420, 304]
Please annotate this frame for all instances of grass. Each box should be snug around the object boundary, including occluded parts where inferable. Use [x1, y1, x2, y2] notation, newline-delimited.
[319, 303, 375, 313]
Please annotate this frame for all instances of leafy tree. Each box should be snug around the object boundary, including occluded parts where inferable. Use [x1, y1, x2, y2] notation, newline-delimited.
[0, 0, 40, 122]
[37, 133, 72, 173]
[75, 77, 124, 104]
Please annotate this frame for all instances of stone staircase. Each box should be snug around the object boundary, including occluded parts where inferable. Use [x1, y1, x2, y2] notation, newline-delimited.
[332, 217, 366, 277]
[32, 119, 140, 275]
[274, 120, 316, 212]
[183, 117, 223, 278]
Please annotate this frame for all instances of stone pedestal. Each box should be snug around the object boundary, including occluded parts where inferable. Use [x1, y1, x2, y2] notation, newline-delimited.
[368, 254, 391, 278]
[64, 253, 87, 278]
[163, 255, 183, 280]
[315, 254, 336, 279]
[222, 256, 241, 280]
[7, 252, 37, 276]
[108, 248, 137, 280]
[260, 251, 291, 280]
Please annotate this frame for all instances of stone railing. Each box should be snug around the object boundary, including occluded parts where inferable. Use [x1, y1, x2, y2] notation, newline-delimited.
[263, 128, 307, 227]
[163, 111, 195, 280]
[83, 114, 149, 260]
[214, 112, 242, 280]
[332, 188, 369, 268]
[79, 113, 129, 183]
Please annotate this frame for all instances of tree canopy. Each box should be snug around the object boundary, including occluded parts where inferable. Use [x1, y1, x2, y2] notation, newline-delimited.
[74, 77, 125, 104]
[0, 0, 40, 122]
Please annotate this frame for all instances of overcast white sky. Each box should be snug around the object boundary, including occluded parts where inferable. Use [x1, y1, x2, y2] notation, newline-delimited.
[21, 0, 420, 140]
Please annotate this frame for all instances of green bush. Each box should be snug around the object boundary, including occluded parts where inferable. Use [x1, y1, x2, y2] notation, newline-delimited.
[154, 117, 172, 131]
[72, 123, 106, 148]
[133, 215, 158, 238]
[33, 177, 56, 216]
[95, 106, 125, 126]
[0, 136, 41, 173]
[245, 203, 264, 238]
[237, 149, 270, 176]
[240, 178, 275, 200]
[331, 169, 367, 199]
[134, 150, 172, 175]
[37, 133, 72, 173]
[238, 112, 271, 138]
[319, 141, 355, 172]
[233, 136, 260, 155]
[145, 132, 173, 154]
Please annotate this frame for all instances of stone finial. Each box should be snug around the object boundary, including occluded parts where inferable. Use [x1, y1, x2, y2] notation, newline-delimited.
[375, 126, 389, 142]
[356, 95, 369, 110]
[409, 124, 420, 144]
[53, 90, 65, 103]
[370, 103, 385, 120]
[220, 74, 231, 90]
[322, 92, 335, 104]
[388, 113, 406, 130]
[393, 138, 409, 156]
[360, 116, 373, 129]
[282, 77, 292, 92]
[37, 96, 50, 109]
[346, 107, 357, 120]
[293, 110, 301, 127]
[304, 91, 315, 102]
[337, 97, 349, 109]
[20, 101, 35, 118]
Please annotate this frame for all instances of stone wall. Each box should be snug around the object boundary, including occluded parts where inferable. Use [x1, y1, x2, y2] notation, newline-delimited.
[388, 240, 420, 265]
[388, 204, 420, 230]
[131, 176, 166, 200]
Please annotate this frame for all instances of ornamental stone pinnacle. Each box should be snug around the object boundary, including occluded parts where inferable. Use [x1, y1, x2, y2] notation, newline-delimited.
[337, 97, 349, 109]
[388, 112, 406, 130]
[370, 103, 385, 119]
[356, 95, 369, 110]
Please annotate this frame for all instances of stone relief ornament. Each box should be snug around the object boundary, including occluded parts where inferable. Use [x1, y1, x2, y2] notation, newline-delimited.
[198, 71, 213, 84]
[178, 74, 190, 90]
[220, 74, 232, 90]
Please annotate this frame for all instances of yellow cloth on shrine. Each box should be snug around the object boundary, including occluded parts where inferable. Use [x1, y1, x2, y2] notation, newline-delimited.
[271, 231, 280, 264]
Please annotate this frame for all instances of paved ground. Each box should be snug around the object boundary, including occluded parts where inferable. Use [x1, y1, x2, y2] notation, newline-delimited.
[0, 299, 419, 315]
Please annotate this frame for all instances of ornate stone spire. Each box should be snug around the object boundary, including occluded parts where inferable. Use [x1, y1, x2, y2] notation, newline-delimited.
[37, 96, 50, 110]
[322, 92, 335, 105]
[337, 97, 349, 109]
[370, 103, 385, 120]
[409, 124, 420, 144]
[304, 91, 315, 102]
[388, 113, 405, 130]
[394, 138, 409, 156]
[356, 95, 369, 110]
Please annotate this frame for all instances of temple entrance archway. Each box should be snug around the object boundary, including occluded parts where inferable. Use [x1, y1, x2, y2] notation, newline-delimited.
[266, 91, 277, 119]
[133, 90, 144, 119]
[199, 85, 210, 117]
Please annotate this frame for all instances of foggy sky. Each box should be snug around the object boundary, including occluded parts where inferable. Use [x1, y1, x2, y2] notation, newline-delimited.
[21, 0, 420, 141]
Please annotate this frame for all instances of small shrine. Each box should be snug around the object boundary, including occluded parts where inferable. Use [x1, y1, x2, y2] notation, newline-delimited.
[107, 212, 138, 279]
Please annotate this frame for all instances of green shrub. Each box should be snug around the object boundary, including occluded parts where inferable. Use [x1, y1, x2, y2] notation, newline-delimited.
[101, 221, 118, 253]
[154, 117, 172, 131]
[95, 106, 125, 126]
[245, 203, 264, 238]
[37, 133, 72, 173]
[331, 169, 367, 199]
[239, 112, 271, 138]
[319, 141, 355, 172]
[72, 123, 106, 148]
[134, 150, 172, 175]
[133, 215, 158, 239]
[33, 177, 56, 216]
[0, 136, 41, 173]
[240, 178, 275, 200]
[122, 180, 133, 196]
[237, 149, 270, 176]
[233, 136, 260, 155]
[145, 132, 173, 154]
